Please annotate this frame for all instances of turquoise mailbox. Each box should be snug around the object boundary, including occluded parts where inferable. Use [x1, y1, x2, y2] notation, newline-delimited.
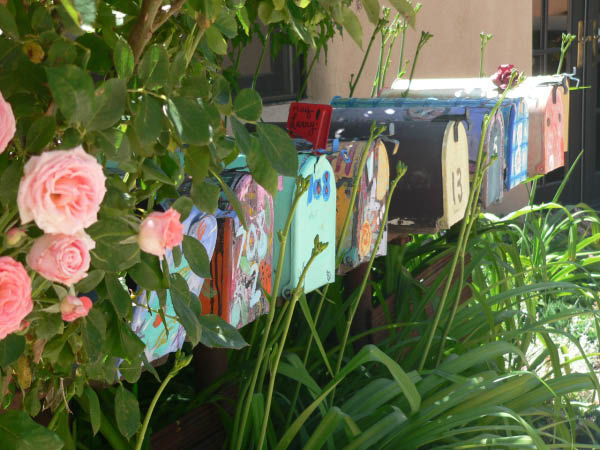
[273, 153, 336, 298]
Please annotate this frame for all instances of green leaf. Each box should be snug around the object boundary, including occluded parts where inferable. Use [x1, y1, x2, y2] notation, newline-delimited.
[0, 334, 25, 368]
[84, 386, 101, 436]
[115, 385, 140, 440]
[45, 65, 95, 124]
[75, 269, 105, 293]
[215, 173, 247, 229]
[342, 6, 363, 50]
[167, 97, 211, 146]
[168, 50, 187, 90]
[361, 0, 380, 25]
[191, 181, 220, 214]
[138, 44, 169, 90]
[0, 411, 63, 450]
[170, 273, 202, 346]
[113, 38, 134, 79]
[82, 306, 106, 361]
[388, 0, 416, 27]
[128, 251, 163, 291]
[237, 7, 250, 35]
[87, 78, 127, 131]
[293, 0, 310, 8]
[0, 6, 19, 39]
[171, 197, 194, 221]
[24, 386, 41, 417]
[72, 0, 97, 26]
[247, 136, 278, 195]
[212, 75, 231, 114]
[142, 158, 174, 185]
[87, 218, 140, 272]
[182, 235, 211, 278]
[197, 314, 248, 349]
[104, 274, 132, 319]
[205, 26, 228, 55]
[231, 116, 251, 154]
[133, 94, 164, 144]
[34, 313, 63, 340]
[256, 123, 298, 177]
[184, 146, 210, 183]
[0, 161, 22, 208]
[233, 88, 263, 122]
[26, 116, 56, 153]
[214, 10, 238, 38]
[119, 356, 142, 383]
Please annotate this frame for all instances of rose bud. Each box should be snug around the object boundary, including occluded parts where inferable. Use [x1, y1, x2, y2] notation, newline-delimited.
[5, 227, 26, 247]
[61, 295, 92, 322]
[138, 208, 184, 258]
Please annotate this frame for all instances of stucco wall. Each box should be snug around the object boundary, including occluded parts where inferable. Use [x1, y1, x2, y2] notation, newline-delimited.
[307, 0, 533, 103]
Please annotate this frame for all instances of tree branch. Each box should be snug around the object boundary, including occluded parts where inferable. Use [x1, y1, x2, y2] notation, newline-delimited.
[128, 0, 163, 63]
[153, 0, 187, 31]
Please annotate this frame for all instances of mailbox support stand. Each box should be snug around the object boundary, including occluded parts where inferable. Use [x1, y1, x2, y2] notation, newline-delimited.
[194, 345, 228, 390]
[343, 262, 374, 350]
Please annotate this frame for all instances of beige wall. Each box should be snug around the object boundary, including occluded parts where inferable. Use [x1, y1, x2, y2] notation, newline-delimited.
[307, 0, 533, 103]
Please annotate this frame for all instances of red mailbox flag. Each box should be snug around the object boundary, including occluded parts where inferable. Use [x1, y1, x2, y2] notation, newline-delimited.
[287, 102, 332, 150]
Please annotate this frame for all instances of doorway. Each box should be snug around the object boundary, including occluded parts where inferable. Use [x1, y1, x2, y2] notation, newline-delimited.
[533, 0, 600, 207]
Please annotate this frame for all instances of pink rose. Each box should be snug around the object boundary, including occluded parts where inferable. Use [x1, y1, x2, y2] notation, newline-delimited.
[490, 64, 519, 91]
[60, 295, 92, 322]
[0, 91, 15, 155]
[17, 146, 106, 235]
[26, 232, 95, 285]
[5, 227, 26, 247]
[0, 257, 33, 340]
[138, 208, 183, 257]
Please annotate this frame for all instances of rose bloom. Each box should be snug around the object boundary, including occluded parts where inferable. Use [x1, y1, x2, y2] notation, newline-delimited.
[0, 91, 15, 155]
[0, 257, 33, 340]
[61, 295, 92, 322]
[138, 208, 183, 257]
[27, 232, 95, 285]
[17, 146, 106, 235]
[491, 64, 518, 91]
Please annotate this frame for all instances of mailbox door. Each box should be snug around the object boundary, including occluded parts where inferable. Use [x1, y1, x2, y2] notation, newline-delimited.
[440, 121, 470, 229]
[504, 99, 529, 190]
[272, 167, 295, 298]
[526, 86, 565, 175]
[200, 174, 274, 328]
[132, 209, 217, 362]
[329, 140, 389, 274]
[288, 155, 336, 295]
[481, 112, 505, 207]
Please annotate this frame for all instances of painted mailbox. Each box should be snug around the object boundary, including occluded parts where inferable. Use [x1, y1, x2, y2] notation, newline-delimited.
[326, 138, 389, 274]
[273, 153, 336, 298]
[329, 106, 469, 233]
[385, 76, 565, 175]
[131, 208, 217, 362]
[199, 173, 274, 329]
[330, 98, 504, 207]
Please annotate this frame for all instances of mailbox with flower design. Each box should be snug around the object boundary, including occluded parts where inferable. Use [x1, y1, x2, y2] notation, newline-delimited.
[131, 207, 217, 362]
[273, 153, 336, 298]
[331, 97, 503, 208]
[329, 104, 469, 233]
[198, 173, 274, 329]
[326, 138, 389, 274]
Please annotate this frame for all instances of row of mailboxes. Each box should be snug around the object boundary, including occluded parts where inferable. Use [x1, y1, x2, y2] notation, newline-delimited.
[386, 75, 567, 176]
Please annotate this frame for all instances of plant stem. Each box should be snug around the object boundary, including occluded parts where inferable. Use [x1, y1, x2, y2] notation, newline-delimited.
[419, 71, 518, 370]
[403, 31, 433, 97]
[371, 32, 386, 97]
[256, 241, 325, 449]
[556, 33, 575, 74]
[380, 32, 398, 91]
[349, 24, 381, 98]
[332, 160, 407, 398]
[252, 28, 271, 90]
[284, 124, 384, 426]
[233, 177, 310, 450]
[134, 353, 192, 450]
[397, 21, 408, 78]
